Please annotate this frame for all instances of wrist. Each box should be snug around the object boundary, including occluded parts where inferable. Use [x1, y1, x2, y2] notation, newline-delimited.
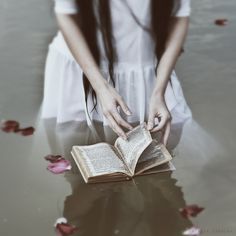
[152, 76, 169, 98]
[152, 87, 165, 99]
[90, 75, 109, 94]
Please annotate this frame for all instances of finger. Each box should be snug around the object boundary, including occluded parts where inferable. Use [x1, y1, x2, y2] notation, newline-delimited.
[106, 113, 127, 140]
[150, 115, 168, 133]
[117, 97, 132, 116]
[147, 112, 155, 130]
[112, 110, 133, 130]
[161, 121, 171, 146]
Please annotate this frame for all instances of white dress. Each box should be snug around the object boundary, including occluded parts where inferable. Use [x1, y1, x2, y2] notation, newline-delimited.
[41, 0, 192, 127]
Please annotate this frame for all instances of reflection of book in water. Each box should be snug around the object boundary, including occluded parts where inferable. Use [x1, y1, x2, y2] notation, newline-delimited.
[71, 122, 175, 183]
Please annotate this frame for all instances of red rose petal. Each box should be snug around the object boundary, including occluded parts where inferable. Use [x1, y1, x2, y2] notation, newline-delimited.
[1, 120, 20, 133]
[214, 18, 229, 26]
[56, 223, 79, 236]
[44, 155, 64, 163]
[1, 120, 35, 136]
[179, 204, 205, 218]
[54, 217, 79, 236]
[47, 159, 72, 174]
[17, 127, 35, 136]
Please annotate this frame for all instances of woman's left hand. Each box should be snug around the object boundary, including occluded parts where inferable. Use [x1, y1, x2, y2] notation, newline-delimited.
[147, 93, 172, 146]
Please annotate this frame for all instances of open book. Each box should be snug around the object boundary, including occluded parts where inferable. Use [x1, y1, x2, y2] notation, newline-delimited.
[71, 122, 175, 183]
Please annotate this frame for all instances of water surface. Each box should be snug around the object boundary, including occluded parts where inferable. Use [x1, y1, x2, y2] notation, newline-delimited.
[0, 0, 236, 235]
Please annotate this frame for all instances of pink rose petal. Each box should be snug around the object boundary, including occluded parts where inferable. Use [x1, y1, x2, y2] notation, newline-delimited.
[183, 226, 201, 235]
[47, 159, 72, 174]
[44, 155, 64, 163]
[179, 204, 205, 218]
[54, 217, 79, 236]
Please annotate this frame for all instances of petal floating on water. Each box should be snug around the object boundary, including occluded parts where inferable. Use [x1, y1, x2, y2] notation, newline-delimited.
[54, 217, 79, 236]
[47, 159, 72, 174]
[17, 127, 35, 136]
[183, 226, 201, 236]
[44, 155, 64, 163]
[214, 18, 229, 26]
[179, 204, 205, 218]
[1, 120, 20, 133]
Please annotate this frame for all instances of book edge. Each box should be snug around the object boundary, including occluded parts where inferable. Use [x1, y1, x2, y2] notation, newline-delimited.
[71, 149, 89, 183]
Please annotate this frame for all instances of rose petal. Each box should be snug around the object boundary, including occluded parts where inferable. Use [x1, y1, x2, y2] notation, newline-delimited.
[17, 127, 35, 136]
[44, 155, 64, 163]
[1, 120, 20, 133]
[183, 226, 201, 235]
[1, 120, 35, 136]
[54, 218, 79, 236]
[179, 204, 204, 218]
[214, 18, 229, 26]
[56, 223, 79, 236]
[47, 159, 72, 174]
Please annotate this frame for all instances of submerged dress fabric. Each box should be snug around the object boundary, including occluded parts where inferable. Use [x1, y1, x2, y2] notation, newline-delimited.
[41, 0, 192, 127]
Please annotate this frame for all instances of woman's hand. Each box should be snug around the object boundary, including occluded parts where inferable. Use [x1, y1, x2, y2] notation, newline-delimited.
[144, 17, 189, 145]
[96, 82, 133, 139]
[147, 93, 172, 146]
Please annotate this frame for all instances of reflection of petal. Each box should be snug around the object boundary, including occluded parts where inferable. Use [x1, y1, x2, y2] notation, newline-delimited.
[44, 154, 64, 163]
[183, 226, 201, 235]
[47, 160, 72, 174]
[179, 204, 204, 218]
[1, 120, 20, 132]
[214, 19, 229, 26]
[54, 217, 79, 236]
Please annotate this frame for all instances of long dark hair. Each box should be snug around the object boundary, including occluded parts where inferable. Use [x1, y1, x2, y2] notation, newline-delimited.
[75, 0, 179, 112]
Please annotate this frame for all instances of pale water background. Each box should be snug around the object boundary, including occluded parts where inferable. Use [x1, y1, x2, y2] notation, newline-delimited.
[0, 0, 236, 235]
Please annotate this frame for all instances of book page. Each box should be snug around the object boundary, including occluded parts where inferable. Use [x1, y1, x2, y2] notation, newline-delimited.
[71, 143, 131, 178]
[135, 141, 172, 175]
[138, 140, 171, 163]
[114, 123, 152, 174]
[137, 161, 176, 176]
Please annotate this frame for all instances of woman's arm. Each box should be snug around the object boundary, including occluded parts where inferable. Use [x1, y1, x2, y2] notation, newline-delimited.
[56, 14, 105, 92]
[153, 17, 189, 96]
[56, 14, 133, 138]
[147, 17, 190, 145]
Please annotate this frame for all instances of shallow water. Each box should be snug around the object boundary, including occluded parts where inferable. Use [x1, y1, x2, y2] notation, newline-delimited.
[0, 0, 236, 235]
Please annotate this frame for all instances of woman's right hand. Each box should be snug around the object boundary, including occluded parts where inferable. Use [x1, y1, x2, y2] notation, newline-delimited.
[96, 82, 133, 139]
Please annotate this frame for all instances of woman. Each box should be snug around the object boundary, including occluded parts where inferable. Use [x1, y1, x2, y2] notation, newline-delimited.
[41, 0, 192, 145]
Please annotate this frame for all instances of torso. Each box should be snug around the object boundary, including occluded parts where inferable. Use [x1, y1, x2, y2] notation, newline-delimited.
[50, 0, 157, 69]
